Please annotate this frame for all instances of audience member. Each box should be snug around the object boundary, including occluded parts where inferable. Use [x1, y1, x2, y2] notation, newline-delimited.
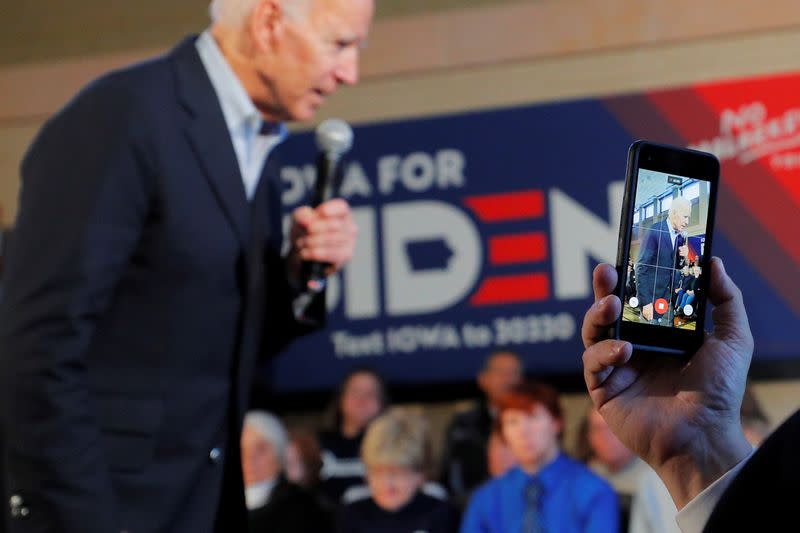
[439, 350, 523, 507]
[319, 368, 388, 504]
[461, 382, 618, 533]
[242, 411, 331, 533]
[486, 429, 516, 478]
[285, 426, 324, 490]
[336, 408, 458, 533]
[578, 405, 649, 532]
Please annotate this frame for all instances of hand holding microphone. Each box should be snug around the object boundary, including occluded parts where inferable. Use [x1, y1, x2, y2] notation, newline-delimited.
[289, 119, 358, 295]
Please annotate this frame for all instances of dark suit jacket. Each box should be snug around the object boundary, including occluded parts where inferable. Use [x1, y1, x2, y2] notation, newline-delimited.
[703, 409, 800, 532]
[635, 219, 681, 307]
[438, 401, 493, 508]
[0, 36, 321, 533]
[248, 478, 332, 533]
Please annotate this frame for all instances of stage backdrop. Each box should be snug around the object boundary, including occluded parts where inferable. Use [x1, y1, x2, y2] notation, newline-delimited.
[267, 71, 800, 392]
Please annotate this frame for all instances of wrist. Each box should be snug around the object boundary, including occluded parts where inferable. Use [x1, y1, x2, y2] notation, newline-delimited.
[656, 424, 751, 509]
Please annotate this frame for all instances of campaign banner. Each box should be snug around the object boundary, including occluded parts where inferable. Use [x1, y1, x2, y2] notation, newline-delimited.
[267, 71, 800, 392]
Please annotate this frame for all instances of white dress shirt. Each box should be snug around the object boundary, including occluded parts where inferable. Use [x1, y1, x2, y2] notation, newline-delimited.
[675, 449, 754, 533]
[195, 31, 287, 201]
[245, 478, 278, 510]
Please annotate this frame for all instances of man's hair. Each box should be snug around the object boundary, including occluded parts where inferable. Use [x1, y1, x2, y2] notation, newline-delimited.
[361, 408, 431, 473]
[496, 381, 563, 427]
[244, 410, 289, 464]
[481, 350, 522, 373]
[328, 367, 389, 431]
[670, 195, 691, 215]
[209, 0, 312, 27]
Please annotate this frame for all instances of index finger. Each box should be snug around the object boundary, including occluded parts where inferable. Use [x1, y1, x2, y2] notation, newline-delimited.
[316, 198, 351, 218]
[581, 264, 621, 348]
[592, 263, 617, 303]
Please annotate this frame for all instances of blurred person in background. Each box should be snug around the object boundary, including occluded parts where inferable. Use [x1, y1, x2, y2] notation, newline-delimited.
[319, 368, 388, 505]
[628, 385, 771, 533]
[242, 411, 331, 533]
[336, 408, 458, 533]
[486, 429, 516, 478]
[439, 350, 523, 507]
[285, 426, 324, 490]
[578, 405, 649, 532]
[461, 381, 618, 533]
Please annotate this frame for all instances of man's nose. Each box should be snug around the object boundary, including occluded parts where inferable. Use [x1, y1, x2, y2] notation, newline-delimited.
[335, 48, 360, 85]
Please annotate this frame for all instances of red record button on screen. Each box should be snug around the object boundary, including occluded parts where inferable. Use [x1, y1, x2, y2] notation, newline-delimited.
[654, 298, 669, 315]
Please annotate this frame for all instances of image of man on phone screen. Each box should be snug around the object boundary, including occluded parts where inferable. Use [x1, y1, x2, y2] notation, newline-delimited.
[635, 196, 692, 324]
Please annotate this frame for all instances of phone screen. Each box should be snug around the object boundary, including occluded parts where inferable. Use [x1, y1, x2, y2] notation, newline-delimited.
[622, 168, 712, 331]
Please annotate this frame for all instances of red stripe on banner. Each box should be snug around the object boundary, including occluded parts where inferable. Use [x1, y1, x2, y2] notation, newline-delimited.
[464, 190, 545, 222]
[470, 273, 550, 306]
[488, 233, 548, 265]
[640, 87, 800, 317]
[602, 90, 800, 318]
[648, 89, 800, 267]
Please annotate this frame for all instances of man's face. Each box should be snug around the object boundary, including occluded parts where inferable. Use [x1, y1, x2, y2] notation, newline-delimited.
[366, 464, 423, 512]
[241, 426, 281, 487]
[340, 372, 383, 430]
[256, 0, 373, 121]
[501, 405, 561, 469]
[669, 203, 691, 233]
[478, 353, 523, 406]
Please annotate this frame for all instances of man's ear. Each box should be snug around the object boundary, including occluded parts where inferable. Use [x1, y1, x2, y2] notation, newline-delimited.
[249, 0, 285, 51]
[477, 371, 488, 394]
[555, 417, 565, 438]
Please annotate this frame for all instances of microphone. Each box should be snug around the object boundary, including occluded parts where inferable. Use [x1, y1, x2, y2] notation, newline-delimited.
[301, 118, 354, 294]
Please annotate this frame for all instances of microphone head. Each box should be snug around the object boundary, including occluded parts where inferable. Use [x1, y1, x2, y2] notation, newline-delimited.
[315, 118, 354, 156]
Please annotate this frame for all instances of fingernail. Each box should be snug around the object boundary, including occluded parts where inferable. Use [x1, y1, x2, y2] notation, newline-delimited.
[597, 296, 608, 307]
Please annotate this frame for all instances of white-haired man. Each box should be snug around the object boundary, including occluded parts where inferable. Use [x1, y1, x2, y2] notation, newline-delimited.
[635, 196, 692, 324]
[0, 0, 371, 532]
[241, 411, 330, 532]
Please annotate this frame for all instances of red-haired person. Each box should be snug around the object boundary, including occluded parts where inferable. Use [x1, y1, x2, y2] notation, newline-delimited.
[461, 382, 618, 533]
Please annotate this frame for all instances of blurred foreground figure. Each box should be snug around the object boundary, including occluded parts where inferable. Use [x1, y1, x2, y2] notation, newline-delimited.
[0, 0, 369, 530]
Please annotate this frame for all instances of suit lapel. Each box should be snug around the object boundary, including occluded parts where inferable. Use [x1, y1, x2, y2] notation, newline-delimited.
[171, 36, 250, 249]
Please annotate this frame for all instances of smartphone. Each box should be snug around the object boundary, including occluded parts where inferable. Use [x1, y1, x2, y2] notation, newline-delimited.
[613, 141, 719, 356]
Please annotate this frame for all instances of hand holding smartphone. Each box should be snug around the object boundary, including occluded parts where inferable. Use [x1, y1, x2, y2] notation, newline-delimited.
[613, 141, 719, 356]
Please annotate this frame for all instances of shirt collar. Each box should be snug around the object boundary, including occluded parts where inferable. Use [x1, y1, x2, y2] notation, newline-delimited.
[195, 30, 265, 136]
[509, 452, 569, 493]
[667, 218, 679, 244]
[245, 477, 278, 510]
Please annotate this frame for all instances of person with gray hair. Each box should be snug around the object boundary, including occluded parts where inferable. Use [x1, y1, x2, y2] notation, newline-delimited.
[0, 0, 370, 531]
[336, 408, 458, 533]
[242, 410, 331, 533]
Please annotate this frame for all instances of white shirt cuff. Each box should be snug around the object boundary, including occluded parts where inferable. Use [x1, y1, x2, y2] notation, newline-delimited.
[675, 449, 755, 533]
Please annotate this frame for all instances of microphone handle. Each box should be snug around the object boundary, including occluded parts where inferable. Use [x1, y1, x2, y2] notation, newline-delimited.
[302, 151, 343, 292]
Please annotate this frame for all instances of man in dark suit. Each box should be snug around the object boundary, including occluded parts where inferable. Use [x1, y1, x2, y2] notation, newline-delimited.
[438, 351, 523, 508]
[635, 196, 692, 323]
[0, 0, 372, 531]
[581, 258, 798, 532]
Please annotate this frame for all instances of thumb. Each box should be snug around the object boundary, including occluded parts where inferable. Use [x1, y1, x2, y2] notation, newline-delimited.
[708, 257, 753, 350]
